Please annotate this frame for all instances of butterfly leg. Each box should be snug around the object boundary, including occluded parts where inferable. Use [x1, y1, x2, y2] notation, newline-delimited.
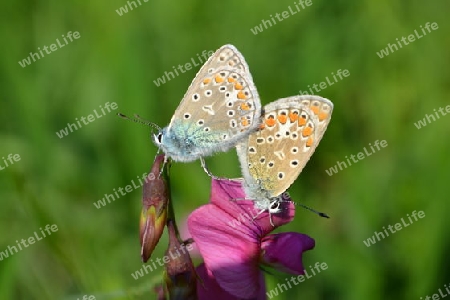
[251, 208, 276, 227]
[252, 208, 266, 221]
[268, 213, 275, 227]
[156, 154, 171, 178]
[200, 157, 215, 177]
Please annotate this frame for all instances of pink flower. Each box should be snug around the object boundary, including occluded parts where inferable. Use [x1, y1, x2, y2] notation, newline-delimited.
[188, 178, 315, 299]
[195, 263, 266, 300]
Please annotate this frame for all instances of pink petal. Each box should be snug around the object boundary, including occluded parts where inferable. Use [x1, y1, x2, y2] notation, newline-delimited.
[178, 216, 201, 258]
[196, 263, 266, 300]
[261, 232, 315, 275]
[188, 178, 297, 298]
[188, 203, 261, 298]
[212, 178, 295, 233]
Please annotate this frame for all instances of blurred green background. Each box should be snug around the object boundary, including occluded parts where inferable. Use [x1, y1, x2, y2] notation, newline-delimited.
[1, 0, 449, 299]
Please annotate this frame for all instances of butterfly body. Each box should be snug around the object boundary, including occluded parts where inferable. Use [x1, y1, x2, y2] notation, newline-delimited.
[153, 45, 261, 163]
[236, 95, 333, 216]
[154, 119, 241, 162]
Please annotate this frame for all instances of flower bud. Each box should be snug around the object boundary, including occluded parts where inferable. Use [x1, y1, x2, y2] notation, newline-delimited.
[163, 220, 197, 300]
[140, 154, 169, 262]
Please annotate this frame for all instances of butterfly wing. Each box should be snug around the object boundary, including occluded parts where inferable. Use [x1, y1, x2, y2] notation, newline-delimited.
[164, 45, 261, 161]
[237, 95, 333, 198]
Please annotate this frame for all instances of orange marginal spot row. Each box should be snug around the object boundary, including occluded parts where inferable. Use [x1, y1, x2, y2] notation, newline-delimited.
[302, 126, 313, 137]
[234, 83, 243, 90]
[289, 111, 299, 122]
[298, 116, 307, 126]
[215, 75, 224, 83]
[237, 91, 246, 99]
[310, 105, 320, 115]
[241, 117, 250, 127]
[240, 103, 250, 110]
[318, 112, 328, 121]
[265, 116, 276, 127]
[277, 114, 288, 124]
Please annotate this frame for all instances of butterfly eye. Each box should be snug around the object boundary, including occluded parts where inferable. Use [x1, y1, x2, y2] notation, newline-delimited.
[155, 132, 163, 144]
[269, 201, 282, 213]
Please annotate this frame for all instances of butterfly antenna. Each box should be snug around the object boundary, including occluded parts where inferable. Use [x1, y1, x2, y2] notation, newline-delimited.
[117, 113, 161, 132]
[291, 201, 330, 218]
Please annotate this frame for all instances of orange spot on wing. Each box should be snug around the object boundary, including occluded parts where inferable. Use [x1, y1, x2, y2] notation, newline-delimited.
[278, 114, 288, 124]
[265, 116, 276, 127]
[306, 137, 314, 147]
[310, 106, 319, 115]
[215, 75, 224, 83]
[259, 123, 266, 130]
[318, 112, 328, 121]
[298, 116, 307, 126]
[289, 112, 299, 122]
[241, 117, 249, 127]
[228, 77, 235, 83]
[302, 126, 313, 137]
[240, 103, 250, 110]
[234, 83, 243, 90]
[237, 91, 246, 99]
[203, 78, 211, 84]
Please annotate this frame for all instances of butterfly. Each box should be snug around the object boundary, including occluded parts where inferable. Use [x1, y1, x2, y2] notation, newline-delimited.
[236, 95, 333, 225]
[152, 45, 261, 168]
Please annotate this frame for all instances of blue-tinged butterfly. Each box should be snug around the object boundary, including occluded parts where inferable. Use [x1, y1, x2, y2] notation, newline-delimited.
[152, 45, 262, 165]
